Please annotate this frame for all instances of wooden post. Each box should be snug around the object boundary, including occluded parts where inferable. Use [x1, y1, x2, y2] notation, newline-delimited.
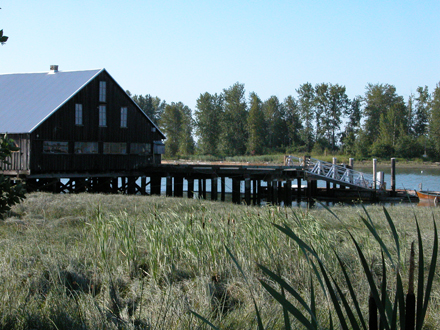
[391, 158, 396, 197]
[202, 178, 207, 200]
[166, 176, 173, 197]
[221, 177, 226, 201]
[372, 159, 377, 190]
[232, 178, 241, 204]
[266, 180, 273, 204]
[285, 179, 292, 206]
[297, 177, 301, 203]
[151, 176, 161, 195]
[349, 158, 354, 185]
[273, 179, 279, 205]
[244, 178, 251, 205]
[307, 179, 312, 202]
[211, 177, 218, 201]
[187, 177, 194, 199]
[141, 176, 147, 195]
[252, 179, 257, 205]
[198, 178, 203, 199]
[128, 176, 136, 194]
[174, 175, 184, 197]
[332, 157, 337, 188]
[257, 180, 262, 205]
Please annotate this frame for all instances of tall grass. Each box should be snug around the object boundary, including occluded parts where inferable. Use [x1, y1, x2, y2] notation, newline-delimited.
[0, 192, 439, 329]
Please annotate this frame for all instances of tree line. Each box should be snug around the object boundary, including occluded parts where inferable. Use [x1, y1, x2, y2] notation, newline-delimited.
[127, 81, 440, 160]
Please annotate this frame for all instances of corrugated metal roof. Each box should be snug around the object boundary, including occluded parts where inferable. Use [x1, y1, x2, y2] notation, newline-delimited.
[0, 69, 102, 133]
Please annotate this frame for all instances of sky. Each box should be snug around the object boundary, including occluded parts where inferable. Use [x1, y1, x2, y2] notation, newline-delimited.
[1, 0, 439, 111]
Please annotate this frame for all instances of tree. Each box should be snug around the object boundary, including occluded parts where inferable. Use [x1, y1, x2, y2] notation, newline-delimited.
[429, 83, 440, 156]
[127, 91, 165, 125]
[296, 83, 315, 152]
[340, 96, 362, 155]
[246, 92, 266, 154]
[219, 82, 248, 156]
[413, 86, 431, 138]
[0, 135, 26, 217]
[313, 83, 329, 148]
[283, 95, 304, 150]
[263, 95, 288, 151]
[313, 83, 349, 151]
[327, 84, 349, 150]
[159, 102, 195, 157]
[362, 83, 406, 150]
[194, 92, 223, 155]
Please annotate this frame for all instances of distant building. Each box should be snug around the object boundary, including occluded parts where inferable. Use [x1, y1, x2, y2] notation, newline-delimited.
[0, 66, 165, 175]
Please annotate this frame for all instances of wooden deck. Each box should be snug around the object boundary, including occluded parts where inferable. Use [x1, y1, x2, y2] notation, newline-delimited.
[2, 162, 413, 205]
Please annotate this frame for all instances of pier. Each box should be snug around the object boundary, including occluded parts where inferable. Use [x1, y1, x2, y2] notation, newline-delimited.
[18, 156, 413, 205]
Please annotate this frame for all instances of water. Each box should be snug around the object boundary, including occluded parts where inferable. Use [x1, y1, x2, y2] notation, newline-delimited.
[356, 165, 440, 192]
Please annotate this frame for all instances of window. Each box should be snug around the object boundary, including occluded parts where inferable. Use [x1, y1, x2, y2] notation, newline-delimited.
[103, 142, 127, 154]
[74, 142, 98, 154]
[43, 141, 69, 154]
[120, 107, 128, 128]
[130, 143, 151, 155]
[99, 81, 106, 102]
[75, 104, 83, 125]
[99, 105, 106, 127]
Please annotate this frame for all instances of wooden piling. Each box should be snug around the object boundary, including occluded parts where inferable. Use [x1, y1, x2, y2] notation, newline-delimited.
[202, 178, 207, 199]
[285, 180, 292, 206]
[166, 176, 173, 197]
[391, 158, 396, 197]
[174, 175, 184, 197]
[221, 177, 226, 201]
[211, 177, 218, 201]
[198, 178, 202, 199]
[266, 180, 273, 204]
[245, 178, 251, 205]
[150, 176, 161, 195]
[187, 177, 194, 198]
[257, 180, 262, 205]
[232, 178, 241, 204]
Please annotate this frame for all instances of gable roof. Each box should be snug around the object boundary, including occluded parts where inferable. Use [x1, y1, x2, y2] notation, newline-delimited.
[0, 68, 165, 139]
[0, 69, 102, 133]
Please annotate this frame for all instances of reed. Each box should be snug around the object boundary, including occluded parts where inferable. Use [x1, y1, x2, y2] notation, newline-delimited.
[0, 192, 439, 329]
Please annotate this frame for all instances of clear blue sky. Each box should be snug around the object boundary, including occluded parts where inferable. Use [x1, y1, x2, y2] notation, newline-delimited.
[1, 0, 439, 111]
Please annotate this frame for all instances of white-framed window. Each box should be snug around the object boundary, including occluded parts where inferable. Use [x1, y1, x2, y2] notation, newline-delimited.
[99, 105, 106, 127]
[120, 107, 128, 128]
[75, 104, 83, 125]
[99, 81, 106, 102]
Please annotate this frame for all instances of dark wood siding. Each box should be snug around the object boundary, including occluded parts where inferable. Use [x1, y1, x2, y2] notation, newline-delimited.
[0, 134, 30, 174]
[29, 70, 164, 173]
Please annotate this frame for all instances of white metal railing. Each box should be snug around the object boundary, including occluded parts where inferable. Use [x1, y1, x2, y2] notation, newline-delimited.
[285, 156, 383, 190]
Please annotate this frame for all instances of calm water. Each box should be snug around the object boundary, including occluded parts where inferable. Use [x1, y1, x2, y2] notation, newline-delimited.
[356, 165, 440, 192]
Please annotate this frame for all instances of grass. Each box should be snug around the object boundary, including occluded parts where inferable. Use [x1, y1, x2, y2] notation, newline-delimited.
[0, 193, 439, 329]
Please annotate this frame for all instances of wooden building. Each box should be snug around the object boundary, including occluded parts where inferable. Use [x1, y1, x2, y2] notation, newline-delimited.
[0, 66, 165, 175]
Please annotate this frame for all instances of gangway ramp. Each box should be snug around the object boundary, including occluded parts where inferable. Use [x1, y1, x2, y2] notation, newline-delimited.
[285, 156, 379, 191]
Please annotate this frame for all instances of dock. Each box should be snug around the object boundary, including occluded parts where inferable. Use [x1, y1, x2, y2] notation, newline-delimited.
[19, 156, 415, 205]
